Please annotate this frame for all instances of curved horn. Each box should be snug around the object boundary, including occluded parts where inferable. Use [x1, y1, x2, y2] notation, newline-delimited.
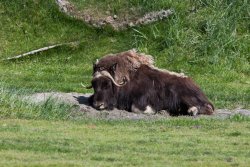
[80, 82, 92, 89]
[94, 71, 126, 87]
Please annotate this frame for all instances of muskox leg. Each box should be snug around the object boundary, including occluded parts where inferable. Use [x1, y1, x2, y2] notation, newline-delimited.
[131, 104, 155, 114]
[144, 106, 156, 114]
[131, 104, 141, 113]
[181, 96, 214, 115]
[187, 104, 214, 115]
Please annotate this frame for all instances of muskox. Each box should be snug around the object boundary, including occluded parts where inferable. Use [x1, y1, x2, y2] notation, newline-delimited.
[89, 65, 214, 116]
[93, 49, 154, 85]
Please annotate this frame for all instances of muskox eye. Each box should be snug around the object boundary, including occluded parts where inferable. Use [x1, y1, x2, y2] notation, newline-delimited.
[110, 63, 117, 71]
[99, 67, 105, 71]
[102, 82, 110, 90]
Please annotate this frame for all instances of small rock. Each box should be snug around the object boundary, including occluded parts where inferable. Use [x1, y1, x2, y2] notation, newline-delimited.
[128, 22, 135, 27]
[105, 16, 114, 23]
[105, 11, 110, 15]
[113, 15, 117, 19]
[98, 20, 106, 26]
[84, 15, 91, 22]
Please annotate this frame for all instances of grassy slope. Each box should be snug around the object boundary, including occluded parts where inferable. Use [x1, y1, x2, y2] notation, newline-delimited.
[0, 0, 249, 108]
[0, 118, 250, 167]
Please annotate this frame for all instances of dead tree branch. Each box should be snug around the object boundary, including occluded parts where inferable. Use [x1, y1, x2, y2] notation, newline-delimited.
[2, 41, 79, 61]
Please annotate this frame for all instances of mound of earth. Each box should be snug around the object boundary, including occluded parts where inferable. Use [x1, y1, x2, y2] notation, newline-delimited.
[24, 92, 250, 120]
[56, 0, 174, 30]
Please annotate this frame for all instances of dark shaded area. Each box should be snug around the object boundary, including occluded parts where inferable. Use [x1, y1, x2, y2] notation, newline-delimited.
[74, 95, 92, 106]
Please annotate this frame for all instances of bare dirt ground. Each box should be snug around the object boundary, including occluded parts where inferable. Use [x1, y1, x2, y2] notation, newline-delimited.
[56, 0, 173, 30]
[24, 92, 250, 120]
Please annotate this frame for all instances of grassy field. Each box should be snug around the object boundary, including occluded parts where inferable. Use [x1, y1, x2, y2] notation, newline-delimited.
[1, 118, 250, 167]
[0, 0, 250, 166]
[2, 87, 249, 166]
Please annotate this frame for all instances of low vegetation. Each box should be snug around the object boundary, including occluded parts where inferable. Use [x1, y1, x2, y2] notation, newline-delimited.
[0, 0, 249, 166]
[0, 117, 250, 166]
[0, 0, 249, 108]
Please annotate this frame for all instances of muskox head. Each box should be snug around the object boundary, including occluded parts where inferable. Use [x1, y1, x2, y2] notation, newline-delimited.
[93, 49, 154, 85]
[90, 71, 121, 110]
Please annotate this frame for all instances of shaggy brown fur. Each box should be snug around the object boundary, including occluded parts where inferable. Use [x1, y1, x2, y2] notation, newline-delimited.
[93, 49, 154, 84]
[90, 65, 214, 116]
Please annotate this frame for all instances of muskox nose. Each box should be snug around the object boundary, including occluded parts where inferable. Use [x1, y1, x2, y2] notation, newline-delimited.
[93, 102, 105, 110]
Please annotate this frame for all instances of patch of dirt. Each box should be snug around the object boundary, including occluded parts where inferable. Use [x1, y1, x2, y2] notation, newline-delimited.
[55, 0, 174, 30]
[24, 92, 250, 120]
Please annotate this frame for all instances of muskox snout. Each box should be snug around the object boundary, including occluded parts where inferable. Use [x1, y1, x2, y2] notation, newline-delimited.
[93, 101, 106, 110]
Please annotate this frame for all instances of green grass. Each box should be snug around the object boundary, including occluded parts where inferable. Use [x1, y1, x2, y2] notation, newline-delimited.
[0, 0, 249, 108]
[0, 87, 250, 166]
[0, 86, 79, 120]
[0, 118, 250, 166]
[0, 1, 249, 165]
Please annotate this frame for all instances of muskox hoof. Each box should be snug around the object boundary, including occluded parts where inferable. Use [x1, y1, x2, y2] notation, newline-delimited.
[131, 105, 155, 114]
[143, 106, 156, 114]
[188, 106, 199, 116]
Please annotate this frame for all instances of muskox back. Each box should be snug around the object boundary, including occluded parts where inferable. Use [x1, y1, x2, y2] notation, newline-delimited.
[93, 49, 154, 85]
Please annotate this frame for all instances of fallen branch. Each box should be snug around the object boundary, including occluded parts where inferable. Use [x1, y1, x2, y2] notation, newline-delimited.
[2, 41, 79, 61]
